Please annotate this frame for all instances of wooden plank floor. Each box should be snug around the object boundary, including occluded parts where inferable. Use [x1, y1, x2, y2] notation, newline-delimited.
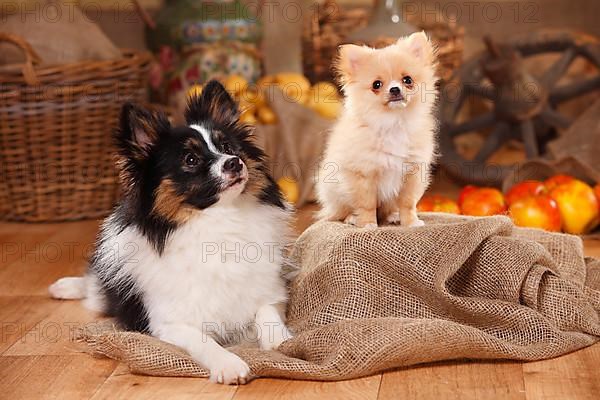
[1, 208, 599, 400]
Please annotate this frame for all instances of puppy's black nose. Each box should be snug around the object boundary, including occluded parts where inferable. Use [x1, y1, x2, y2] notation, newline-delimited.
[389, 87, 401, 96]
[223, 157, 243, 173]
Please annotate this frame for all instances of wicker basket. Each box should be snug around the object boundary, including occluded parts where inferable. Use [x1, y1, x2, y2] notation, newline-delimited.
[302, 0, 465, 83]
[0, 33, 151, 222]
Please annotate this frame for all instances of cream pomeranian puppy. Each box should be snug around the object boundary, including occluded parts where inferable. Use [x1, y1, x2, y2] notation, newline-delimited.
[316, 32, 439, 228]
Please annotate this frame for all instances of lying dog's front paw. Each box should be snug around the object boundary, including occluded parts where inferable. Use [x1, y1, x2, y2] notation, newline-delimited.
[209, 352, 251, 385]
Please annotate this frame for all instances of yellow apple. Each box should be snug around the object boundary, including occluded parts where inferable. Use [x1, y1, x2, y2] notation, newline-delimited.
[257, 106, 277, 124]
[277, 177, 299, 204]
[509, 195, 561, 232]
[256, 75, 276, 92]
[275, 73, 310, 103]
[549, 179, 599, 234]
[239, 110, 257, 125]
[186, 84, 202, 99]
[239, 88, 266, 107]
[223, 74, 248, 95]
[460, 187, 507, 216]
[417, 195, 460, 214]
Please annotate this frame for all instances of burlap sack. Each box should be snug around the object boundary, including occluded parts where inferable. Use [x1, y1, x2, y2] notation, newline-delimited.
[502, 97, 600, 191]
[253, 88, 332, 206]
[78, 214, 600, 381]
[0, 1, 121, 65]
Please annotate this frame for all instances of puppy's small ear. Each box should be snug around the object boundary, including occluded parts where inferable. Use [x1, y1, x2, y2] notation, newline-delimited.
[117, 103, 169, 159]
[401, 31, 434, 63]
[185, 80, 238, 126]
[336, 44, 371, 84]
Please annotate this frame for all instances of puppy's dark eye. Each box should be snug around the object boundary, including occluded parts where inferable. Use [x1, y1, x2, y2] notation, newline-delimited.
[222, 143, 233, 154]
[372, 80, 383, 90]
[402, 76, 413, 85]
[184, 153, 199, 167]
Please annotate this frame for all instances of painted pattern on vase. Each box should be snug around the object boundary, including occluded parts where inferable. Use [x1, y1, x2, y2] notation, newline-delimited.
[146, 0, 262, 113]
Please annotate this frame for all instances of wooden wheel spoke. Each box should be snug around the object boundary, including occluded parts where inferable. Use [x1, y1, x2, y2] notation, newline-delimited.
[550, 76, 600, 103]
[448, 112, 496, 136]
[473, 122, 509, 164]
[540, 106, 572, 129]
[446, 88, 466, 119]
[520, 119, 539, 158]
[541, 47, 577, 89]
[464, 82, 496, 100]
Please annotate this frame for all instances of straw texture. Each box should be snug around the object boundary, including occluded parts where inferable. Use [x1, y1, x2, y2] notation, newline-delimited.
[79, 213, 600, 381]
[302, 0, 464, 83]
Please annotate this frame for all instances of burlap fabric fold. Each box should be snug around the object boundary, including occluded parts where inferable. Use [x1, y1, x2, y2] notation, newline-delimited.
[501, 98, 600, 196]
[78, 213, 600, 381]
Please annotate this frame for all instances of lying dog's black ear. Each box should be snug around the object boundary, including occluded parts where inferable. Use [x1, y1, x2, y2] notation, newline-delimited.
[117, 103, 170, 160]
[185, 80, 239, 126]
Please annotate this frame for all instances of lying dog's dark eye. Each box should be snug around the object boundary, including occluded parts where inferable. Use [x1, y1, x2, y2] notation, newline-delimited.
[372, 80, 383, 90]
[184, 153, 199, 167]
[402, 76, 413, 85]
[222, 143, 233, 154]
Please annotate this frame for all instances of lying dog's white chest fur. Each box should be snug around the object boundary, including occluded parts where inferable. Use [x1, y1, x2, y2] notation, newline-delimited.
[101, 196, 289, 342]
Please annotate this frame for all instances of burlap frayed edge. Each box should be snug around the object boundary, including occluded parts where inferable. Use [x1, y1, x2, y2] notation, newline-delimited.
[76, 321, 210, 378]
[75, 316, 600, 382]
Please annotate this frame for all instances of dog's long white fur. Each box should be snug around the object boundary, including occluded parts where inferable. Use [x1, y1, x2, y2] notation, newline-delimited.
[50, 196, 291, 384]
[50, 139, 292, 386]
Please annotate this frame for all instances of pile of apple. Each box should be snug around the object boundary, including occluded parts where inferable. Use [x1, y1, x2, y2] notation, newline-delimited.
[418, 176, 600, 235]
[187, 73, 343, 125]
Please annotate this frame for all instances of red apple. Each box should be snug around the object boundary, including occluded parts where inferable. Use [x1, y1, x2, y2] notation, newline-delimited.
[417, 195, 460, 214]
[461, 187, 507, 216]
[505, 180, 546, 205]
[549, 179, 599, 234]
[509, 195, 561, 232]
[458, 185, 478, 208]
[544, 174, 574, 192]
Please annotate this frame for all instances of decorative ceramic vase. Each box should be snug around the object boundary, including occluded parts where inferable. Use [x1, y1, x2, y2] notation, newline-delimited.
[146, 0, 262, 112]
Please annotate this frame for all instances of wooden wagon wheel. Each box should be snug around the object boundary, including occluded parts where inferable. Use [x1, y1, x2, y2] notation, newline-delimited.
[438, 30, 600, 186]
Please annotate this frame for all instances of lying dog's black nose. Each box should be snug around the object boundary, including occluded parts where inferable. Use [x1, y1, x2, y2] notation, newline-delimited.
[223, 157, 243, 173]
[389, 87, 401, 96]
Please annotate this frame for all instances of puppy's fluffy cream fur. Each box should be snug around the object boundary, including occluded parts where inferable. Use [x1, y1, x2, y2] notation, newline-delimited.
[317, 32, 439, 228]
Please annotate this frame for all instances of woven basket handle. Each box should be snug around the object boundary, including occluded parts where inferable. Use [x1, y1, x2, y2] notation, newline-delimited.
[0, 32, 42, 86]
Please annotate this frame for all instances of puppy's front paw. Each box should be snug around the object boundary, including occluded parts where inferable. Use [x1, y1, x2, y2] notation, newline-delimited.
[208, 352, 251, 385]
[405, 218, 425, 228]
[400, 208, 425, 228]
[348, 210, 378, 228]
[344, 213, 357, 226]
[260, 325, 292, 351]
